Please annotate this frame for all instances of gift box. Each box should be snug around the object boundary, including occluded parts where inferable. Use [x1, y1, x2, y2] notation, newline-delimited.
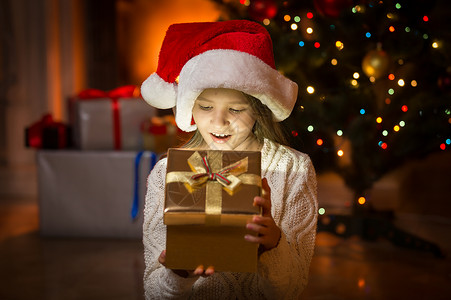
[70, 86, 156, 150]
[164, 148, 262, 272]
[25, 114, 71, 149]
[37, 150, 157, 238]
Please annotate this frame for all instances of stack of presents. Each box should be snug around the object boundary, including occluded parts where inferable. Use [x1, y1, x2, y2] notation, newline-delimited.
[27, 86, 263, 270]
[26, 85, 182, 238]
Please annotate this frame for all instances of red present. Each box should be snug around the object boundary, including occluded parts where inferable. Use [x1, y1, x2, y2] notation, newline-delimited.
[25, 114, 70, 149]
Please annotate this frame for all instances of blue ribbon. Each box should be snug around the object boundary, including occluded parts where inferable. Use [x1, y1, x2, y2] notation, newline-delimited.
[131, 151, 157, 220]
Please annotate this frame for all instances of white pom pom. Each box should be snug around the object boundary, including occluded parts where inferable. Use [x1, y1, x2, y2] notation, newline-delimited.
[140, 73, 177, 109]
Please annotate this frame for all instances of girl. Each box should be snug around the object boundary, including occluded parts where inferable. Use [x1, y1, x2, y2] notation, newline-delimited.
[141, 20, 318, 299]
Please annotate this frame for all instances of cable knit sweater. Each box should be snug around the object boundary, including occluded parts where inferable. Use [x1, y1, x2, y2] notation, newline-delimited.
[143, 139, 318, 299]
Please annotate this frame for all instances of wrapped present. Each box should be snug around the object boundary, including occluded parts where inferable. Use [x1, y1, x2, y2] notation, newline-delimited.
[70, 85, 156, 150]
[164, 148, 262, 272]
[25, 113, 70, 149]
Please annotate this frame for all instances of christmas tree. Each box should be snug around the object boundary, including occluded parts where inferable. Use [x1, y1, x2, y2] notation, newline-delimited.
[211, 0, 451, 207]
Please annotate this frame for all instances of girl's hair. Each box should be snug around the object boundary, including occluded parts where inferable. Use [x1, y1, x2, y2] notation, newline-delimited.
[181, 92, 289, 149]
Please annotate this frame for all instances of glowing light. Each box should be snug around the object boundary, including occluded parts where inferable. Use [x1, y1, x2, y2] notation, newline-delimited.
[337, 130, 343, 136]
[307, 86, 315, 94]
[398, 79, 405, 86]
[423, 33, 429, 39]
[376, 117, 383, 123]
[432, 41, 439, 48]
[263, 19, 270, 25]
[353, 72, 360, 79]
[317, 139, 324, 146]
[446, 138, 451, 145]
[314, 42, 320, 48]
[411, 80, 418, 87]
[389, 26, 395, 32]
[401, 105, 408, 112]
[369, 76, 376, 83]
[382, 130, 389, 136]
[381, 142, 388, 149]
[394, 125, 400, 132]
[240, 0, 250, 5]
[298, 41, 305, 47]
[307, 125, 314, 132]
[284, 15, 291, 22]
[423, 15, 429, 22]
[388, 74, 395, 80]
[292, 130, 299, 137]
[405, 27, 411, 33]
[399, 121, 405, 127]
[291, 23, 298, 30]
[395, 3, 402, 9]
[358, 278, 366, 289]
[335, 41, 344, 50]
[331, 58, 338, 65]
[388, 88, 395, 95]
[318, 207, 326, 215]
[440, 143, 446, 150]
[358, 197, 366, 205]
[351, 79, 358, 86]
[294, 16, 301, 22]
[306, 27, 313, 34]
[307, 12, 313, 19]
[360, 108, 366, 115]
[366, 32, 371, 38]
[385, 98, 391, 105]
[398, 59, 404, 65]
[337, 149, 344, 157]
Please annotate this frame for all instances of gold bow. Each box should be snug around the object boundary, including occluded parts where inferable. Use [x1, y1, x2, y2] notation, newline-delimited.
[166, 151, 261, 215]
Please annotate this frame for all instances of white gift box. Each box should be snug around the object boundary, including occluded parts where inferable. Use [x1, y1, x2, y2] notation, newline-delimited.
[37, 150, 157, 238]
[71, 97, 155, 150]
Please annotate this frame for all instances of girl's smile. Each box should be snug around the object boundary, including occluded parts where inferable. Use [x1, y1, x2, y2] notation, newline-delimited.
[192, 88, 261, 151]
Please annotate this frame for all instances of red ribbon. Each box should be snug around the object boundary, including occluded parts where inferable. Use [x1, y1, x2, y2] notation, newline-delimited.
[191, 155, 243, 186]
[26, 113, 67, 149]
[77, 85, 139, 150]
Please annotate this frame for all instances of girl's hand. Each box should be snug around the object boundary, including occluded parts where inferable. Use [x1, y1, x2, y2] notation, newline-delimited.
[245, 178, 281, 252]
[158, 250, 215, 278]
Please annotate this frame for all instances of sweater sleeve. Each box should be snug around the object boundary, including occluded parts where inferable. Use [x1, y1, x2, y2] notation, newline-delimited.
[142, 159, 198, 299]
[257, 154, 318, 299]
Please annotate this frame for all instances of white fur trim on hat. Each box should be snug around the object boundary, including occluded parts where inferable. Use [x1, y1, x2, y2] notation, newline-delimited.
[141, 73, 177, 109]
[175, 49, 298, 132]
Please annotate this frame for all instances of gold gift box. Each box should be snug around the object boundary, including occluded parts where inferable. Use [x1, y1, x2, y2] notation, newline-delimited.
[164, 148, 262, 272]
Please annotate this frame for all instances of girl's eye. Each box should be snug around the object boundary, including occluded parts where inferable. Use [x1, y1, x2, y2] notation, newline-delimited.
[199, 105, 212, 111]
[229, 108, 246, 114]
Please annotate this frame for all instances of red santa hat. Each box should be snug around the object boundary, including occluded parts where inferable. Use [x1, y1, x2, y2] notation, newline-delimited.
[141, 20, 298, 132]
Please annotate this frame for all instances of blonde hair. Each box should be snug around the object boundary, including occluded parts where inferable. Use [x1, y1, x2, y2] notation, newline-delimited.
[181, 92, 289, 149]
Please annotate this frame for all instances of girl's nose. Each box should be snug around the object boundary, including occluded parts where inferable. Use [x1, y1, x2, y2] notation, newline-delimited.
[210, 109, 230, 127]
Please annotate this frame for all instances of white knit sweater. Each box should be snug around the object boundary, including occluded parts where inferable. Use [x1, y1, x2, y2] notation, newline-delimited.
[143, 139, 318, 299]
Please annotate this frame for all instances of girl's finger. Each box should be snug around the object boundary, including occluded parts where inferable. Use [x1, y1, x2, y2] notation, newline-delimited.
[246, 222, 268, 235]
[158, 250, 166, 265]
[193, 265, 204, 276]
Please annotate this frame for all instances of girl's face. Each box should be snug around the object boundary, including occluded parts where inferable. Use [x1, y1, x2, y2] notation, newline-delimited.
[192, 88, 259, 151]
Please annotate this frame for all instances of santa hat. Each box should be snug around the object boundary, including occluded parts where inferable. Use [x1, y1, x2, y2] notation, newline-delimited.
[141, 20, 298, 132]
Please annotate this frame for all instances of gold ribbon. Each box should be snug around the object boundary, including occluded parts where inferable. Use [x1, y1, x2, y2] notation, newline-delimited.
[166, 151, 261, 215]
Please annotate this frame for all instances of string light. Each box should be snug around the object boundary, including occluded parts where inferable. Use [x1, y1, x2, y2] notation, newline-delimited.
[366, 32, 371, 38]
[318, 207, 326, 215]
[388, 74, 395, 80]
[294, 16, 301, 22]
[399, 121, 406, 127]
[389, 26, 395, 32]
[306, 27, 313, 34]
[299, 41, 305, 47]
[394, 125, 400, 132]
[263, 19, 270, 25]
[380, 142, 388, 149]
[335, 41, 344, 50]
[307, 86, 315, 94]
[307, 125, 314, 132]
[388, 88, 395, 95]
[423, 15, 429, 22]
[314, 42, 320, 48]
[306, 12, 313, 19]
[331, 58, 338, 65]
[360, 108, 366, 115]
[317, 139, 323, 146]
[358, 197, 366, 205]
[337, 149, 344, 156]
[411, 80, 418, 87]
[398, 79, 405, 86]
[337, 130, 343, 136]
[382, 130, 389, 136]
[353, 72, 360, 79]
[284, 15, 291, 22]
[440, 143, 446, 150]
[401, 105, 408, 112]
[376, 117, 383, 123]
[291, 23, 298, 30]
